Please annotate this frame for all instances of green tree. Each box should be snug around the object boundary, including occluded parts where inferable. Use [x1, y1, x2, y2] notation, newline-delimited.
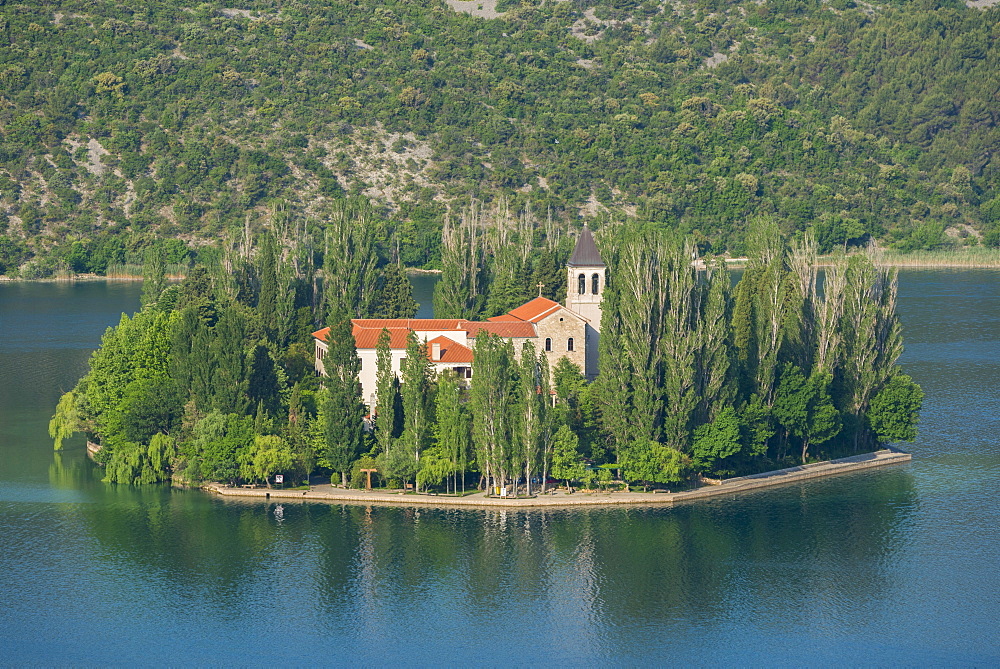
[399, 331, 434, 472]
[434, 370, 471, 494]
[49, 390, 81, 450]
[518, 342, 548, 495]
[374, 328, 399, 457]
[323, 205, 381, 319]
[550, 424, 585, 489]
[186, 411, 254, 484]
[319, 318, 365, 484]
[620, 438, 685, 489]
[141, 245, 168, 309]
[416, 446, 453, 492]
[239, 434, 294, 487]
[470, 332, 519, 492]
[104, 434, 176, 485]
[210, 305, 250, 415]
[692, 406, 743, 474]
[840, 253, 903, 448]
[374, 264, 418, 318]
[247, 342, 281, 418]
[868, 373, 923, 443]
[773, 365, 842, 463]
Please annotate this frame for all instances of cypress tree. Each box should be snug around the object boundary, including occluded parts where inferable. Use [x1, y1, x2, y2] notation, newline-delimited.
[320, 317, 364, 485]
[247, 342, 280, 418]
[210, 305, 250, 415]
[374, 264, 418, 318]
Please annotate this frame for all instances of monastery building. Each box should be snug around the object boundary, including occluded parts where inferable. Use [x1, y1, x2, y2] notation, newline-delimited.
[313, 227, 606, 408]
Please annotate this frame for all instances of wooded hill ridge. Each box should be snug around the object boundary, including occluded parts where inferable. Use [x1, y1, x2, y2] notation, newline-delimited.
[1, 0, 999, 276]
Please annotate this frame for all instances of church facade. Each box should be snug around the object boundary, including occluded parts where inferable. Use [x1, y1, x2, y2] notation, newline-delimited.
[313, 227, 606, 408]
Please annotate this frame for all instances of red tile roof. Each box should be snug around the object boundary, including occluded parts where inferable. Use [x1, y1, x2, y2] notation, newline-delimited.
[462, 321, 537, 338]
[426, 336, 473, 364]
[314, 310, 541, 351]
[507, 297, 563, 323]
[352, 318, 464, 330]
[351, 326, 413, 349]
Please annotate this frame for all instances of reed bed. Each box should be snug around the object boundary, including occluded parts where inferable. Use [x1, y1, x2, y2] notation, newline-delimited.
[875, 248, 1000, 268]
[104, 263, 189, 279]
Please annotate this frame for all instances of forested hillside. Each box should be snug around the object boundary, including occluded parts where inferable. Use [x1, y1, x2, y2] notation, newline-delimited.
[1, 0, 998, 276]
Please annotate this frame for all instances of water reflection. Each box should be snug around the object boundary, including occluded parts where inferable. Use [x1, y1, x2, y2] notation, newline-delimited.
[54, 468, 910, 662]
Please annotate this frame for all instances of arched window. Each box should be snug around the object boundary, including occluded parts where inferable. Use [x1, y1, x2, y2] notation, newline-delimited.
[545, 338, 552, 352]
[567, 337, 574, 352]
[592, 273, 600, 294]
[578, 273, 586, 295]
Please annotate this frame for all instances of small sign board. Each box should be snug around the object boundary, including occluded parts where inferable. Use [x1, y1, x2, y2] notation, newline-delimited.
[274, 474, 284, 484]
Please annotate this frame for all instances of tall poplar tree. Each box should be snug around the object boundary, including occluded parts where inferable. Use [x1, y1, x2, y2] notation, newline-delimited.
[433, 370, 471, 494]
[434, 207, 486, 319]
[518, 342, 549, 496]
[399, 331, 433, 474]
[255, 231, 279, 341]
[470, 333, 519, 492]
[659, 240, 702, 452]
[141, 245, 168, 310]
[322, 205, 381, 319]
[595, 228, 667, 458]
[696, 259, 734, 425]
[839, 252, 903, 448]
[374, 328, 399, 457]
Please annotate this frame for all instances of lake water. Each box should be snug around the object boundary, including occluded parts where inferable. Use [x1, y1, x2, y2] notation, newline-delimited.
[1, 271, 998, 665]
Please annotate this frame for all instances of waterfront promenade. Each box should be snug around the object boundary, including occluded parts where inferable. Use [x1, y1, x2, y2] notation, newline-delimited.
[205, 448, 911, 509]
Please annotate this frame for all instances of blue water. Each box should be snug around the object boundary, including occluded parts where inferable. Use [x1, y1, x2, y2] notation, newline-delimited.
[0, 272, 998, 665]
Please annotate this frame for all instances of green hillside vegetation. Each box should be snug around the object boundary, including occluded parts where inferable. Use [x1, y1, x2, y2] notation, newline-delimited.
[2, 0, 999, 276]
[50, 219, 923, 490]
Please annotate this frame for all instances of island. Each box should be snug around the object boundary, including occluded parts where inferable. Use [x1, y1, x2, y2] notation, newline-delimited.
[50, 214, 923, 506]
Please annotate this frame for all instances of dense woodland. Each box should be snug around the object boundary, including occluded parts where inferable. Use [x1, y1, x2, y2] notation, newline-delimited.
[50, 215, 922, 490]
[2, 0, 1000, 277]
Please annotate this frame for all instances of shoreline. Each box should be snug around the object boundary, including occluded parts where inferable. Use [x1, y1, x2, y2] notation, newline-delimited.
[4, 252, 1000, 284]
[204, 448, 911, 509]
[0, 273, 185, 283]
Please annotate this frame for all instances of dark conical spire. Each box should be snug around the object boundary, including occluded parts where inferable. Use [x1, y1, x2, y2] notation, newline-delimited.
[568, 225, 605, 267]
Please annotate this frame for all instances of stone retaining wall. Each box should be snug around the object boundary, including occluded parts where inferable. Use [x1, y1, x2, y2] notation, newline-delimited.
[204, 449, 911, 510]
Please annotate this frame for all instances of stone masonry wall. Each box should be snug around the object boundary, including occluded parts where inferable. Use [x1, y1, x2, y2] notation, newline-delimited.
[535, 307, 588, 373]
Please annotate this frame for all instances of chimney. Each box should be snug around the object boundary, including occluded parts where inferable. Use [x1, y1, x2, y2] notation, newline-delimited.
[431, 342, 441, 361]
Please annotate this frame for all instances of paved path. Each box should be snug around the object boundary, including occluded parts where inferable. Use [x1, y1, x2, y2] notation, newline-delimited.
[204, 449, 910, 509]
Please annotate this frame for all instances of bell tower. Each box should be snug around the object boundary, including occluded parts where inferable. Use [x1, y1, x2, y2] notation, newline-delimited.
[565, 226, 605, 379]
